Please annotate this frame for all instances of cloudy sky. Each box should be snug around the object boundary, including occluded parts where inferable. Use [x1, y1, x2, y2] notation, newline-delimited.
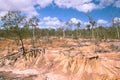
[0, 0, 120, 29]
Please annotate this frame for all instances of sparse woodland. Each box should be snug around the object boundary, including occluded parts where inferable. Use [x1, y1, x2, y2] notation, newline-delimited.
[0, 11, 120, 80]
[0, 11, 120, 41]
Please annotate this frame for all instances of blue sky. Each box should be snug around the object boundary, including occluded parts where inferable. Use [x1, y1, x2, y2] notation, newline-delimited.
[38, 5, 120, 22]
[0, 0, 120, 29]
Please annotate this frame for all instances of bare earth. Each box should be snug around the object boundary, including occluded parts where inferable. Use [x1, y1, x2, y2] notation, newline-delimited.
[0, 38, 120, 80]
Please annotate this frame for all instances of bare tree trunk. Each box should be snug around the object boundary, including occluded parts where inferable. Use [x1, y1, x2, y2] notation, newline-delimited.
[32, 26, 35, 47]
[116, 26, 119, 39]
[63, 30, 65, 38]
[79, 29, 81, 38]
[91, 26, 95, 41]
[17, 29, 26, 55]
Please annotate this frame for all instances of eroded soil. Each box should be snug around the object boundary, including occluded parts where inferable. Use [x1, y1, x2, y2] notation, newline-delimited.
[0, 38, 120, 80]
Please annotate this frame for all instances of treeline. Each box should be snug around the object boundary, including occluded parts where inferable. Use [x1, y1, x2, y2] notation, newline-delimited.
[0, 26, 120, 40]
[0, 11, 120, 41]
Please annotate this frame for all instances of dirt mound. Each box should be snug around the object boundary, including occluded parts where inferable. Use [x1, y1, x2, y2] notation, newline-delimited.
[51, 52, 120, 80]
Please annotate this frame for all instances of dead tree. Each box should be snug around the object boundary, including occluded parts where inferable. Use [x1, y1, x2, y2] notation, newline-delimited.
[110, 12, 120, 40]
[29, 16, 39, 48]
[0, 52, 21, 66]
[85, 11, 98, 53]
[0, 47, 46, 66]
[25, 47, 46, 60]
[86, 11, 96, 41]
[1, 11, 27, 56]
[112, 17, 120, 39]
[59, 20, 65, 38]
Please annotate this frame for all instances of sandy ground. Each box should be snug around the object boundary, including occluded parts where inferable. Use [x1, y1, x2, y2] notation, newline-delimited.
[0, 38, 120, 80]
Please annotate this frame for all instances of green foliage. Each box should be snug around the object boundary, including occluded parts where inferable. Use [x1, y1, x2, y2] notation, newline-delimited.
[0, 26, 120, 40]
[0, 11, 120, 41]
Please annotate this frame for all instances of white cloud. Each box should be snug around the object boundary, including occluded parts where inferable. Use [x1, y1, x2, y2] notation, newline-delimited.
[70, 18, 82, 24]
[97, 19, 108, 24]
[40, 17, 84, 29]
[84, 19, 109, 27]
[43, 16, 60, 26]
[84, 22, 91, 26]
[37, 0, 53, 8]
[98, 0, 115, 8]
[0, 0, 38, 17]
[54, 0, 97, 12]
[40, 16, 61, 29]
[0, 0, 119, 17]
[54, 0, 118, 12]
[43, 16, 58, 21]
[114, 0, 120, 8]
[0, 0, 33, 11]
[54, 0, 92, 8]
[76, 3, 97, 12]
[113, 17, 120, 24]
[0, 11, 8, 19]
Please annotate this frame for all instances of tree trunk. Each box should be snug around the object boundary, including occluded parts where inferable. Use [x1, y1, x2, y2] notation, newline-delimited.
[32, 26, 35, 47]
[116, 26, 119, 39]
[63, 30, 65, 38]
[91, 26, 95, 41]
[17, 29, 26, 55]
